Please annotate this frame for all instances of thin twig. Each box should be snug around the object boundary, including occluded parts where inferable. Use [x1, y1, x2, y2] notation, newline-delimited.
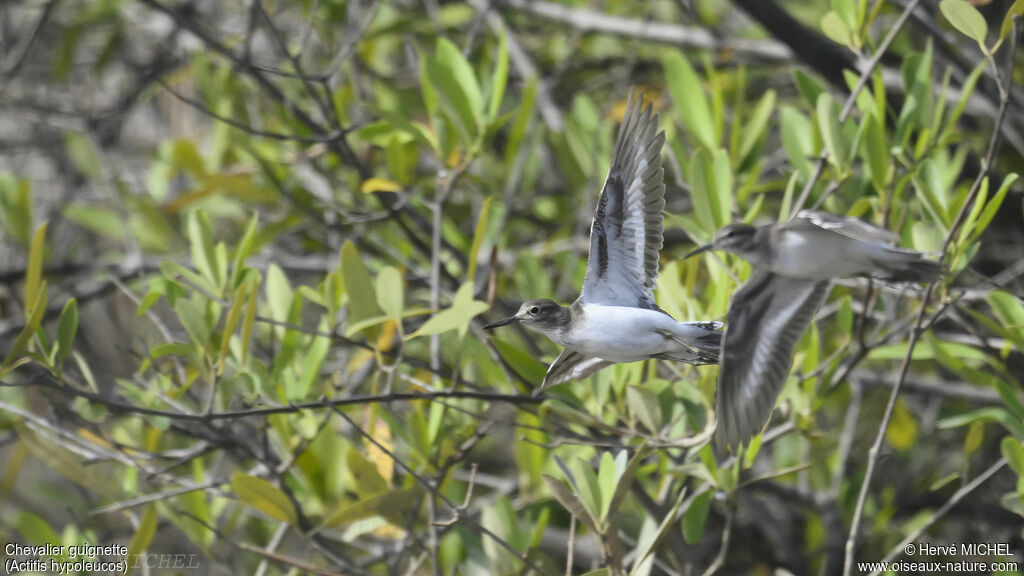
[1, 375, 543, 421]
[699, 505, 733, 576]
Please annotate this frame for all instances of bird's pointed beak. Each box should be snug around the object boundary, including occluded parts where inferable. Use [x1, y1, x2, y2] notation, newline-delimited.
[483, 316, 519, 330]
[683, 243, 715, 260]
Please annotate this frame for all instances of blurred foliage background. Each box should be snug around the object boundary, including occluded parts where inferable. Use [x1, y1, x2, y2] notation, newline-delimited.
[1, 0, 1024, 574]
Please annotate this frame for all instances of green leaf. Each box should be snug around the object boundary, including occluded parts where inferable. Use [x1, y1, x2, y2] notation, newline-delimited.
[467, 197, 493, 282]
[64, 132, 102, 180]
[682, 489, 714, 544]
[187, 211, 222, 293]
[664, 51, 716, 149]
[964, 420, 984, 456]
[2, 282, 47, 374]
[821, 11, 852, 47]
[886, 399, 919, 450]
[436, 37, 483, 126]
[833, 0, 859, 32]
[630, 486, 688, 575]
[231, 472, 298, 525]
[606, 448, 645, 519]
[64, 204, 124, 241]
[793, 70, 825, 109]
[174, 298, 210, 347]
[968, 174, 1018, 245]
[598, 452, 617, 521]
[375, 266, 404, 322]
[738, 90, 776, 164]
[543, 474, 599, 533]
[862, 111, 890, 192]
[231, 212, 259, 289]
[490, 338, 548, 384]
[292, 318, 330, 400]
[1002, 437, 1024, 476]
[626, 385, 663, 434]
[56, 298, 78, 368]
[126, 504, 158, 573]
[0, 176, 32, 245]
[915, 159, 951, 229]
[940, 0, 988, 48]
[573, 459, 604, 529]
[996, 381, 1024, 425]
[320, 486, 422, 528]
[712, 149, 734, 228]
[487, 28, 509, 123]
[346, 447, 388, 496]
[687, 148, 733, 237]
[780, 106, 814, 181]
[938, 407, 1024, 440]
[426, 49, 479, 145]
[1000, 0, 1024, 41]
[946, 63, 986, 132]
[266, 263, 293, 323]
[988, 290, 1024, 350]
[409, 282, 488, 340]
[25, 222, 48, 317]
[816, 93, 849, 170]
[341, 241, 381, 329]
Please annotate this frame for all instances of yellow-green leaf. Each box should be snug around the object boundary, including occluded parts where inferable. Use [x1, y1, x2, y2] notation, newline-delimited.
[376, 266, 404, 321]
[231, 472, 298, 525]
[664, 51, 716, 150]
[126, 504, 158, 574]
[940, 0, 988, 48]
[25, 222, 48, 317]
[320, 486, 421, 528]
[886, 399, 919, 451]
[361, 178, 403, 194]
[467, 196, 493, 282]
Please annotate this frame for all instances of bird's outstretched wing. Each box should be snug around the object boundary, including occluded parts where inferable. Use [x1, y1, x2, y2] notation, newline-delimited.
[795, 210, 899, 245]
[536, 349, 613, 394]
[580, 89, 666, 310]
[716, 270, 831, 448]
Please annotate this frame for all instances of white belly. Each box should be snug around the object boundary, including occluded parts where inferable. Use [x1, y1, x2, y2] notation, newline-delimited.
[562, 304, 676, 363]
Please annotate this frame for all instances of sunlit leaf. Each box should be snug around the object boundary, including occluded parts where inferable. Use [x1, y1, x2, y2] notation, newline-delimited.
[664, 51, 716, 149]
[940, 0, 988, 48]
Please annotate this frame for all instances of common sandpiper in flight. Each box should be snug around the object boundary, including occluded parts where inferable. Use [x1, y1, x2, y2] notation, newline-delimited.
[484, 90, 722, 392]
[686, 211, 945, 448]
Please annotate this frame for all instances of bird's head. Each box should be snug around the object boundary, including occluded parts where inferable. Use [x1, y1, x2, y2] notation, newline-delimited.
[483, 299, 569, 334]
[684, 223, 759, 259]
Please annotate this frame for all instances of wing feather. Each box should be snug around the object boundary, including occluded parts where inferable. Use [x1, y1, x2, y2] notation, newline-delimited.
[537, 349, 613, 393]
[795, 210, 898, 245]
[581, 89, 666, 309]
[716, 270, 831, 448]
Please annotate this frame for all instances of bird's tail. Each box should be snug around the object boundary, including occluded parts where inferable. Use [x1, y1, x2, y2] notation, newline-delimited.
[660, 321, 723, 365]
[872, 248, 946, 283]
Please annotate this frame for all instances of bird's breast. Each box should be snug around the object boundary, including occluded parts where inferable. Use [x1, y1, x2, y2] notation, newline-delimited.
[563, 304, 674, 362]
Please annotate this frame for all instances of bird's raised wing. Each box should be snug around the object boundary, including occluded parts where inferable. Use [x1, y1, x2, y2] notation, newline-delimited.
[795, 210, 899, 245]
[536, 349, 613, 394]
[580, 89, 666, 310]
[716, 270, 831, 448]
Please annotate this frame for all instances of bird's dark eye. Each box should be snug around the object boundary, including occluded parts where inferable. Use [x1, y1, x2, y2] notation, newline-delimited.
[529, 306, 540, 315]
